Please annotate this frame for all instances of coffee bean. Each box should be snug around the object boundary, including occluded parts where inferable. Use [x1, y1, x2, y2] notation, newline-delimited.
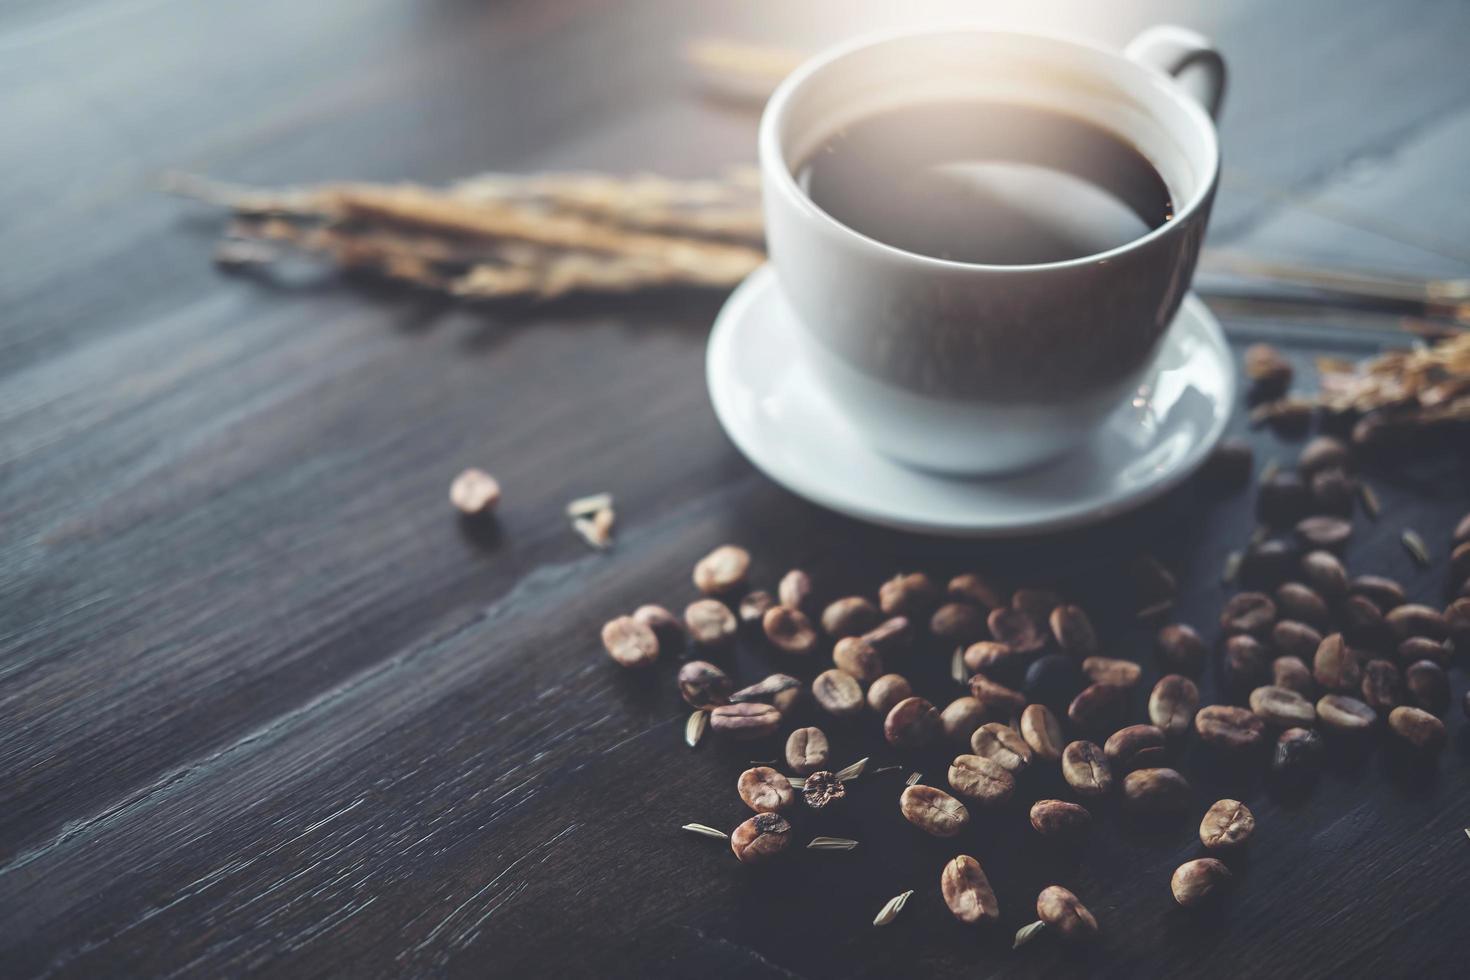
[1036, 885, 1098, 942]
[761, 605, 818, 655]
[1271, 656, 1315, 698]
[1239, 539, 1298, 590]
[601, 615, 659, 668]
[1148, 675, 1200, 737]
[899, 785, 970, 837]
[970, 722, 1033, 773]
[1068, 683, 1129, 732]
[948, 573, 1004, 609]
[684, 599, 737, 648]
[1397, 635, 1450, 667]
[879, 572, 939, 617]
[866, 673, 912, 715]
[739, 590, 776, 625]
[1272, 726, 1325, 774]
[801, 770, 846, 808]
[1249, 685, 1316, 727]
[1313, 633, 1364, 692]
[1013, 588, 1064, 622]
[785, 727, 830, 775]
[969, 675, 1027, 715]
[987, 606, 1046, 654]
[632, 604, 684, 650]
[1271, 619, 1324, 662]
[1310, 468, 1357, 516]
[710, 702, 781, 739]
[1024, 653, 1085, 707]
[693, 544, 750, 595]
[1298, 434, 1349, 476]
[1202, 437, 1253, 489]
[1194, 705, 1266, 751]
[1298, 550, 1349, 603]
[885, 696, 941, 748]
[1050, 605, 1099, 658]
[730, 812, 790, 863]
[1200, 799, 1255, 849]
[963, 640, 1019, 675]
[1388, 705, 1447, 754]
[1275, 582, 1330, 629]
[1296, 515, 1352, 551]
[931, 602, 988, 644]
[1020, 703, 1065, 762]
[678, 661, 733, 708]
[1220, 592, 1277, 638]
[1404, 659, 1449, 714]
[1316, 693, 1376, 733]
[821, 596, 881, 638]
[1122, 767, 1191, 814]
[1104, 724, 1167, 771]
[738, 766, 796, 813]
[1349, 574, 1406, 611]
[947, 754, 1016, 807]
[940, 697, 987, 743]
[1258, 472, 1310, 526]
[832, 636, 883, 682]
[812, 669, 864, 718]
[1082, 656, 1142, 688]
[1445, 598, 1470, 649]
[1156, 623, 1208, 675]
[730, 674, 803, 714]
[777, 569, 813, 613]
[1171, 857, 1232, 907]
[1385, 603, 1448, 642]
[1342, 594, 1390, 653]
[1245, 342, 1293, 399]
[861, 616, 913, 655]
[1359, 659, 1403, 713]
[1061, 740, 1112, 796]
[1223, 635, 1269, 695]
[941, 855, 1000, 925]
[1029, 800, 1091, 838]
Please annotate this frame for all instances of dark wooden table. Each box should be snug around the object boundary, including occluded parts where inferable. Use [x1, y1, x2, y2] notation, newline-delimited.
[4, 1, 1469, 976]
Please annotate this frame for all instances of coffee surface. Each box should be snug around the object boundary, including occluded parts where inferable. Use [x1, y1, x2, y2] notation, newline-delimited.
[796, 100, 1173, 265]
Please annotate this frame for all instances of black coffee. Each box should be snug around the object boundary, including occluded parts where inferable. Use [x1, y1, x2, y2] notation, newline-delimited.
[796, 101, 1173, 265]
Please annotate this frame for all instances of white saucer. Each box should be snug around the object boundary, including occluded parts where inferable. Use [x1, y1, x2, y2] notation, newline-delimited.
[706, 265, 1235, 537]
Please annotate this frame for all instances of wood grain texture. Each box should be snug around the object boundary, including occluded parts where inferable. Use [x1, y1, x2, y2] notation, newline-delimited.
[2, 0, 1469, 977]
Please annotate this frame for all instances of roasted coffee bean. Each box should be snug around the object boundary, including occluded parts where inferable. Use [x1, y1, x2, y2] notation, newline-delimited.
[801, 770, 846, 808]
[1341, 595, 1389, 654]
[1258, 472, 1310, 526]
[1349, 574, 1406, 611]
[1024, 653, 1085, 707]
[1156, 623, 1208, 675]
[1445, 598, 1470, 649]
[885, 696, 941, 748]
[710, 702, 781, 739]
[941, 855, 1000, 925]
[1360, 659, 1403, 713]
[1223, 635, 1270, 695]
[1397, 636, 1449, 667]
[861, 616, 913, 655]
[601, 616, 659, 668]
[693, 544, 750, 595]
[931, 602, 988, 644]
[1298, 434, 1349, 476]
[1245, 342, 1293, 399]
[678, 660, 733, 708]
[940, 697, 987, 743]
[1194, 705, 1267, 751]
[1271, 656, 1315, 698]
[1274, 582, 1330, 629]
[1239, 538, 1298, 590]
[987, 606, 1046, 654]
[948, 573, 1005, 609]
[1387, 705, 1446, 754]
[832, 636, 884, 682]
[1122, 767, 1191, 814]
[1202, 437, 1253, 489]
[1249, 685, 1316, 727]
[1220, 592, 1277, 637]
[1013, 588, 1064, 621]
[1272, 727, 1325, 774]
[1082, 656, 1142, 688]
[1313, 633, 1364, 692]
[738, 766, 796, 813]
[899, 785, 970, 837]
[1020, 703, 1065, 762]
[1036, 886, 1098, 942]
[730, 813, 790, 863]
[785, 727, 830, 775]
[1316, 694, 1376, 733]
[879, 572, 939, 617]
[1385, 603, 1448, 642]
[1200, 799, 1255, 849]
[1298, 550, 1349, 603]
[964, 640, 1018, 675]
[821, 596, 881, 638]
[866, 674, 912, 715]
[1148, 675, 1200, 738]
[1310, 468, 1357, 516]
[685, 599, 737, 648]
[1061, 740, 1113, 796]
[970, 723, 1033, 773]
[1296, 515, 1352, 551]
[969, 675, 1027, 715]
[1172, 858, 1232, 907]
[1049, 605, 1099, 658]
[1104, 724, 1167, 771]
[1272, 620, 1324, 662]
[1030, 800, 1091, 838]
[1404, 659, 1450, 714]
[763, 605, 818, 655]
[730, 674, 803, 714]
[777, 569, 813, 613]
[812, 669, 864, 718]
[739, 590, 776, 625]
[632, 604, 684, 650]
[947, 754, 1015, 806]
[1068, 683, 1129, 732]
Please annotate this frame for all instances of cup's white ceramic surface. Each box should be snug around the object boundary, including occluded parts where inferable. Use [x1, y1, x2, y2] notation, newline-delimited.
[759, 25, 1226, 474]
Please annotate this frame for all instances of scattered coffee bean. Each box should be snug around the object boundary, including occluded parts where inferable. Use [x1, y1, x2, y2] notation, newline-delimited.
[1194, 705, 1266, 751]
[1313, 633, 1364, 692]
[1359, 659, 1404, 713]
[1245, 342, 1293, 399]
[1049, 605, 1098, 658]
[1249, 685, 1316, 727]
[947, 754, 1016, 807]
[879, 572, 939, 617]
[969, 675, 1027, 715]
[785, 727, 830, 775]
[1298, 434, 1349, 476]
[962, 641, 1014, 675]
[1061, 740, 1113, 797]
[812, 669, 864, 718]
[601, 615, 659, 668]
[1202, 437, 1253, 489]
[449, 468, 501, 515]
[940, 697, 987, 743]
[1223, 635, 1269, 695]
[1122, 767, 1191, 814]
[1271, 656, 1315, 698]
[948, 572, 1005, 609]
[1310, 468, 1357, 516]
[678, 660, 733, 708]
[1172, 857, 1232, 907]
[1220, 592, 1277, 637]
[885, 696, 941, 748]
[1148, 675, 1200, 738]
[832, 636, 884, 682]
[821, 596, 881, 638]
[899, 785, 970, 837]
[1239, 538, 1297, 590]
[1404, 659, 1450, 714]
[1200, 799, 1255, 849]
[1030, 800, 1091, 838]
[738, 766, 796, 813]
[1296, 515, 1352, 551]
[693, 544, 750, 595]
[931, 602, 988, 644]
[1445, 598, 1470, 648]
[1385, 603, 1448, 642]
[1036, 885, 1098, 942]
[1068, 683, 1129, 732]
[1387, 705, 1447, 754]
[1156, 623, 1208, 675]
[730, 674, 803, 714]
[1258, 472, 1310, 526]
[1272, 726, 1325, 774]
[710, 702, 782, 739]
[632, 604, 684, 650]
[1271, 619, 1324, 662]
[1274, 582, 1330, 629]
[761, 605, 818, 655]
[1013, 588, 1064, 621]
[1020, 703, 1065, 762]
[1349, 574, 1406, 611]
[861, 616, 913, 655]
[1104, 724, 1167, 771]
[941, 855, 1000, 925]
[987, 606, 1046, 654]
[685, 599, 737, 648]
[866, 673, 912, 715]
[1024, 653, 1085, 707]
[730, 812, 790, 863]
[970, 722, 1033, 773]
[1316, 694, 1376, 733]
[1342, 594, 1391, 653]
[777, 569, 813, 612]
[801, 770, 846, 808]
[1298, 550, 1348, 604]
[739, 590, 776, 625]
[1082, 656, 1142, 688]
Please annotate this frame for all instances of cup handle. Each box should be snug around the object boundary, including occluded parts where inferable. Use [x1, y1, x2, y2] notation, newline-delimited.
[1124, 25, 1227, 120]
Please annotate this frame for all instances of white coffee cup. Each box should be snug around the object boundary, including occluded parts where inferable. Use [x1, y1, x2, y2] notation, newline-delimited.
[759, 26, 1225, 474]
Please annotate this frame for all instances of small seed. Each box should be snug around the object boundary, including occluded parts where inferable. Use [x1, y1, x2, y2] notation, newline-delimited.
[738, 766, 796, 813]
[940, 697, 987, 743]
[677, 660, 733, 708]
[1223, 635, 1269, 695]
[861, 616, 913, 655]
[785, 727, 830, 775]
[601, 616, 659, 668]
[970, 722, 1033, 773]
[1387, 705, 1446, 754]
[872, 889, 915, 927]
[1297, 515, 1352, 551]
[1446, 598, 1470, 648]
[932, 602, 988, 644]
[449, 468, 501, 515]
[947, 754, 1016, 806]
[1272, 726, 1325, 774]
[1299, 550, 1349, 602]
[963, 640, 1021, 675]
[1172, 858, 1232, 907]
[806, 836, 859, 851]
[777, 569, 813, 612]
[1061, 740, 1112, 796]
[1350, 574, 1406, 611]
[899, 785, 970, 837]
[885, 696, 941, 748]
[1240, 538, 1297, 589]
[879, 572, 939, 617]
[693, 544, 750, 595]
[832, 635, 884, 682]
[801, 769, 847, 808]
[632, 604, 684, 650]
[730, 812, 790, 863]
[1272, 619, 1323, 662]
[987, 606, 1045, 653]
[729, 674, 802, 714]
[813, 669, 864, 718]
[1399, 636, 1450, 667]
[1200, 799, 1255, 848]
[969, 675, 1027, 715]
[1030, 799, 1091, 838]
[1068, 683, 1129, 732]
[684, 599, 737, 648]
[941, 855, 1000, 925]
[821, 596, 880, 637]
[1050, 605, 1099, 658]
[1275, 582, 1330, 629]
[682, 822, 728, 840]
[1271, 656, 1315, 698]
[1148, 675, 1200, 737]
[1258, 472, 1310, 525]
[738, 590, 775, 625]
[710, 702, 781, 739]
[1104, 724, 1167, 771]
[1360, 659, 1404, 713]
[1400, 529, 1431, 567]
[948, 573, 1005, 608]
[1385, 603, 1448, 642]
[1156, 623, 1207, 675]
[685, 710, 708, 747]
[1404, 659, 1450, 714]
[1316, 694, 1376, 733]
[1313, 633, 1364, 692]
[1249, 685, 1316, 727]
[1220, 592, 1277, 637]
[1035, 886, 1098, 942]
[1020, 703, 1065, 761]
[866, 674, 912, 715]
[1122, 767, 1191, 814]
[1310, 468, 1357, 516]
[1298, 434, 1349, 476]
[1082, 656, 1142, 688]
[1194, 705, 1266, 751]
[1343, 595, 1390, 652]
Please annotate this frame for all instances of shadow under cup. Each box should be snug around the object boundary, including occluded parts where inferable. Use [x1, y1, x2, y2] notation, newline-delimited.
[759, 30, 1220, 475]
